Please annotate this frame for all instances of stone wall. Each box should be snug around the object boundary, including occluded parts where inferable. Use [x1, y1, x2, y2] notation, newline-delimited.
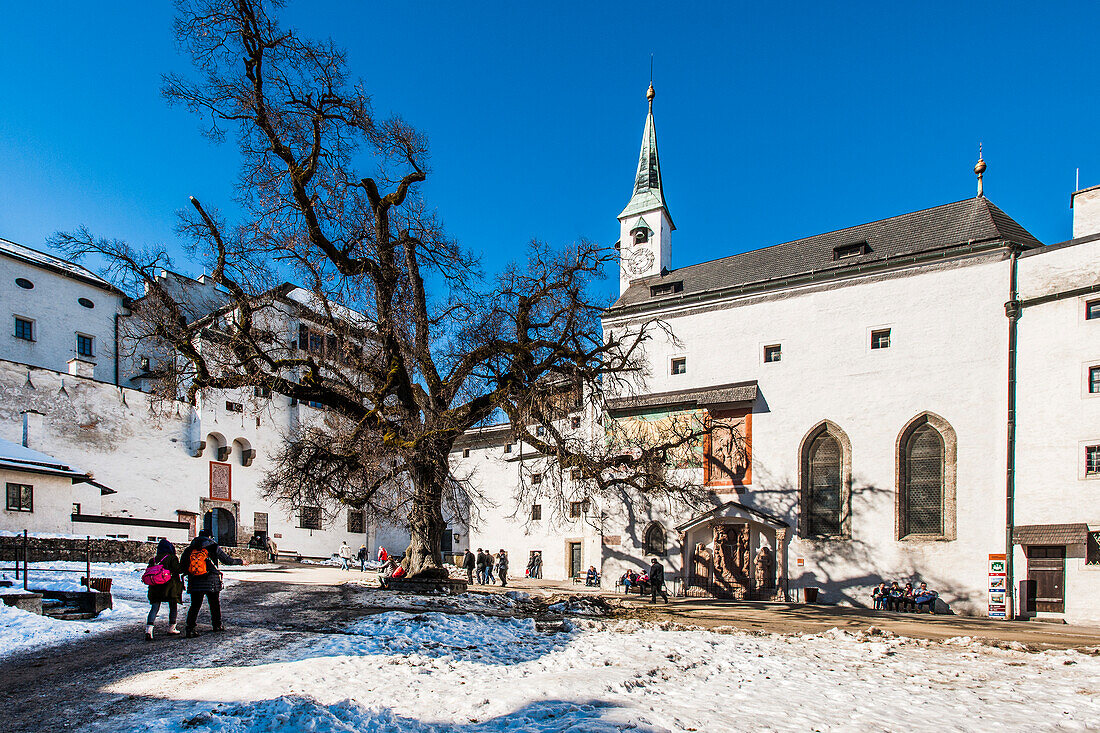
[0, 535, 267, 565]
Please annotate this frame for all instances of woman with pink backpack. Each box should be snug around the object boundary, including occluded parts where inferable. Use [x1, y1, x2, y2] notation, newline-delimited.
[142, 538, 184, 641]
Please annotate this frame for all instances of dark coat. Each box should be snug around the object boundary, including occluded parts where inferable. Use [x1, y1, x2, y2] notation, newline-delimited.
[649, 562, 665, 588]
[180, 535, 242, 594]
[147, 540, 184, 604]
[496, 553, 509, 573]
[475, 552, 487, 570]
[462, 551, 475, 569]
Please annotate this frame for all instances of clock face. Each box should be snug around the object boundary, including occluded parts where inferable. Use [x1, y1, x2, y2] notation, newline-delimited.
[627, 247, 655, 275]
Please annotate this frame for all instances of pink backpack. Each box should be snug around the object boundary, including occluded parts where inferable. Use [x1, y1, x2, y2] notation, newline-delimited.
[142, 557, 173, 586]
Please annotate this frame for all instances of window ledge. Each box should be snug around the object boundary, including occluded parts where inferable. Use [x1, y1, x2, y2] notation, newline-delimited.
[897, 534, 955, 542]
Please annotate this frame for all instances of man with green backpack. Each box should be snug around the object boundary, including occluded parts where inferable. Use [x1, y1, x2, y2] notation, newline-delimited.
[179, 530, 243, 637]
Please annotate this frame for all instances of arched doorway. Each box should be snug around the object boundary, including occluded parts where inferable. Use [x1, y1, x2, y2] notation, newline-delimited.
[202, 507, 237, 547]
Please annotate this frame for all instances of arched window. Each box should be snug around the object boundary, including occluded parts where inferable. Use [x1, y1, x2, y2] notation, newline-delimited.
[798, 421, 851, 539]
[896, 413, 957, 540]
[808, 434, 842, 536]
[643, 522, 666, 556]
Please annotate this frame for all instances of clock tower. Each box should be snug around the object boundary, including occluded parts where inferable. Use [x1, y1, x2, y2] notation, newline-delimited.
[618, 82, 674, 296]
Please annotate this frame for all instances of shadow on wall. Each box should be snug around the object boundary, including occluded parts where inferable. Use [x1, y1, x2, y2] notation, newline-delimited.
[796, 534, 975, 615]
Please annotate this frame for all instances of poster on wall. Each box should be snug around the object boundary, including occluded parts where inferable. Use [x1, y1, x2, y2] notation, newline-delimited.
[988, 553, 1007, 618]
[210, 461, 232, 501]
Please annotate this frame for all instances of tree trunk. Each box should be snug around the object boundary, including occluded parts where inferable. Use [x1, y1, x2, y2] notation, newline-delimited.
[403, 460, 448, 579]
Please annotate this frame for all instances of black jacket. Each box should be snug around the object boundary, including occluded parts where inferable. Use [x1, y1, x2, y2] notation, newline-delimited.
[462, 551, 475, 569]
[496, 553, 508, 573]
[180, 536, 242, 594]
[649, 562, 665, 587]
[147, 540, 184, 604]
[475, 552, 487, 569]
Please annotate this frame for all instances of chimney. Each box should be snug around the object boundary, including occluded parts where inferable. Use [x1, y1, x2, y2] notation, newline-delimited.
[21, 410, 43, 449]
[1071, 184, 1100, 239]
[68, 358, 95, 379]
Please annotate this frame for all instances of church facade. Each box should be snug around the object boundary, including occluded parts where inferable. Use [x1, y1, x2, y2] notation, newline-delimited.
[463, 85, 1100, 624]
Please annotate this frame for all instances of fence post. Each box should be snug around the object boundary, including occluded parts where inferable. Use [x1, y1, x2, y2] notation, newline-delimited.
[23, 529, 29, 591]
[85, 536, 92, 588]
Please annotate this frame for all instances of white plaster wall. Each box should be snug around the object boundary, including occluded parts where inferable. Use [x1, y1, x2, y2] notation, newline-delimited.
[0, 360, 365, 558]
[1, 256, 127, 384]
[460, 441, 605, 582]
[604, 254, 1014, 614]
[1015, 239, 1100, 624]
[1072, 187, 1100, 239]
[0, 469, 101, 535]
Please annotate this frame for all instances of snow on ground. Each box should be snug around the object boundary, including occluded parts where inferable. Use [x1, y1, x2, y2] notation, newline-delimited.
[103, 613, 1100, 733]
[0, 561, 240, 660]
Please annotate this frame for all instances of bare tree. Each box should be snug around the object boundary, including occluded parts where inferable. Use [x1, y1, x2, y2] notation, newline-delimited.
[54, 0, 719, 580]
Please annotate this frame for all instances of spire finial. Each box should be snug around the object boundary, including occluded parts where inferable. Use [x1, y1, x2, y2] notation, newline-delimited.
[974, 142, 986, 198]
[647, 54, 655, 109]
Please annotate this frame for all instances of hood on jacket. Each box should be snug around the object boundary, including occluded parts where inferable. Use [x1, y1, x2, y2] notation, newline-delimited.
[156, 538, 176, 558]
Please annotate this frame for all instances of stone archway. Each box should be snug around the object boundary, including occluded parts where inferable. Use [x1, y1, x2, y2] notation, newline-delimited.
[203, 506, 237, 547]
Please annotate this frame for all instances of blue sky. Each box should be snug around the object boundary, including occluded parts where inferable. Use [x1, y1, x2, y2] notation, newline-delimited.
[1, 2, 1096, 297]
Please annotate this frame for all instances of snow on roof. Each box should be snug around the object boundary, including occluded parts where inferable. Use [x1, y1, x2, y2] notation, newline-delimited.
[0, 437, 87, 479]
[285, 287, 372, 328]
[0, 237, 118, 292]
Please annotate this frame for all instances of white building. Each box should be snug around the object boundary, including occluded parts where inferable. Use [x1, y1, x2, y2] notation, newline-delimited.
[463, 84, 1100, 625]
[1, 251, 375, 557]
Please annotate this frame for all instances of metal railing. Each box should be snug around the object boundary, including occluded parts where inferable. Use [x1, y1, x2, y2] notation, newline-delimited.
[1, 530, 93, 592]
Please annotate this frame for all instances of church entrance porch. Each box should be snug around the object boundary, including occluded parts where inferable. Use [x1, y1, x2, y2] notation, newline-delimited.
[676, 501, 789, 600]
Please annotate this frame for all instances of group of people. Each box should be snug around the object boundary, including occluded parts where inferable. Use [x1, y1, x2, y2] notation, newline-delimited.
[619, 559, 669, 603]
[525, 551, 543, 579]
[142, 530, 244, 640]
[246, 533, 278, 563]
[462, 548, 509, 586]
[872, 581, 939, 613]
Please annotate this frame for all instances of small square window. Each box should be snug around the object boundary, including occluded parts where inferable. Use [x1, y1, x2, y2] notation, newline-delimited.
[870, 329, 891, 350]
[6, 483, 32, 512]
[462, 448, 470, 458]
[1090, 366, 1100, 395]
[1087, 531, 1100, 566]
[254, 386, 272, 398]
[671, 357, 687, 375]
[530, 504, 542, 521]
[569, 501, 584, 518]
[531, 473, 542, 485]
[504, 443, 512, 454]
[14, 317, 34, 341]
[76, 333, 95, 357]
[1086, 445, 1100, 476]
[1087, 300, 1100, 321]
[225, 401, 244, 413]
[535, 425, 546, 437]
[72, 503, 81, 516]
[764, 344, 782, 363]
[347, 510, 365, 534]
[570, 467, 582, 482]
[570, 416, 581, 429]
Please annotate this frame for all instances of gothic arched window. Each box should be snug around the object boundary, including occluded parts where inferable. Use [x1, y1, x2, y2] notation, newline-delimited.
[798, 421, 851, 539]
[897, 413, 957, 540]
[808, 433, 842, 536]
[643, 522, 666, 556]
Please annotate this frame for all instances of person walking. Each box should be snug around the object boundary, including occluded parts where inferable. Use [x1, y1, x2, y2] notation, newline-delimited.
[377, 545, 389, 563]
[338, 541, 353, 571]
[462, 548, 475, 584]
[180, 530, 243, 637]
[356, 543, 369, 572]
[143, 538, 184, 641]
[265, 535, 278, 563]
[648, 558, 669, 603]
[497, 549, 509, 587]
[475, 548, 487, 584]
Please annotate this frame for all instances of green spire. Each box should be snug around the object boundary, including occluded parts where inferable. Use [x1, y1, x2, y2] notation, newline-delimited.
[619, 83, 673, 228]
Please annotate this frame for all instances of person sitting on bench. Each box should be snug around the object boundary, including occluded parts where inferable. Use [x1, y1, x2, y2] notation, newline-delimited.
[912, 582, 938, 614]
[585, 566, 600, 586]
[871, 581, 889, 610]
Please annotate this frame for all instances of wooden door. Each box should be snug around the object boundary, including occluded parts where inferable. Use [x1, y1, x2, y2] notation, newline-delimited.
[569, 542, 582, 578]
[1026, 545, 1065, 613]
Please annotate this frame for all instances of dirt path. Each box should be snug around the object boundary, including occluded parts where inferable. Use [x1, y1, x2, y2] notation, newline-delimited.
[0, 580, 366, 733]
